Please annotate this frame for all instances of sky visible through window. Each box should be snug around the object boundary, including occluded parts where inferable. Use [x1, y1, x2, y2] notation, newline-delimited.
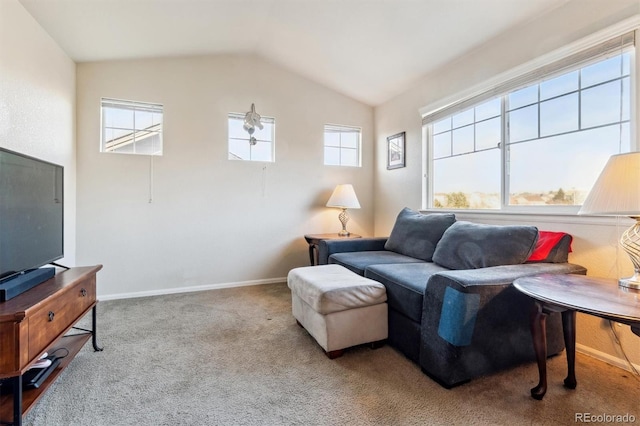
[431, 53, 631, 209]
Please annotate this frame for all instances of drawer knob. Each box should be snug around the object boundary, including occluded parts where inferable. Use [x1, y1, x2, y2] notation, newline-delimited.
[48, 311, 55, 321]
[81, 288, 87, 297]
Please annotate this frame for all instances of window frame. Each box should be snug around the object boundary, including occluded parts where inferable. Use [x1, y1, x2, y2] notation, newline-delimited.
[227, 112, 276, 163]
[100, 98, 164, 156]
[323, 124, 362, 167]
[421, 30, 637, 214]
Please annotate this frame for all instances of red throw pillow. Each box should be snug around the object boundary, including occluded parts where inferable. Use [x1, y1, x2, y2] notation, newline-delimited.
[527, 231, 572, 262]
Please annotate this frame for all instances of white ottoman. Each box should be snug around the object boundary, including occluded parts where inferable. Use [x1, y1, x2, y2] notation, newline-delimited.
[287, 264, 388, 359]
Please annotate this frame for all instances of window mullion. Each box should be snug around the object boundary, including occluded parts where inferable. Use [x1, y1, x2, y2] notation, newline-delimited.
[425, 125, 435, 208]
[537, 85, 541, 140]
[619, 57, 625, 152]
[132, 108, 137, 154]
[578, 71, 583, 131]
[501, 95, 509, 209]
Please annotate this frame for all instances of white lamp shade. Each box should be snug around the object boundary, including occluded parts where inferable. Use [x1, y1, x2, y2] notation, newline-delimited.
[579, 152, 640, 216]
[326, 184, 361, 209]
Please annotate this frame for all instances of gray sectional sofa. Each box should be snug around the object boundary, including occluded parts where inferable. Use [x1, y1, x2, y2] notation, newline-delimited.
[318, 208, 587, 388]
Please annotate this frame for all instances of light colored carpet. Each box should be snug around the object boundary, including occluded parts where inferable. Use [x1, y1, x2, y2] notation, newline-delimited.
[21, 283, 639, 425]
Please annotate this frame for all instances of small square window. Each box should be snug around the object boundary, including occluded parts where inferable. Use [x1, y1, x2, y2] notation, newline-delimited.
[101, 98, 163, 155]
[228, 113, 275, 162]
[323, 124, 361, 167]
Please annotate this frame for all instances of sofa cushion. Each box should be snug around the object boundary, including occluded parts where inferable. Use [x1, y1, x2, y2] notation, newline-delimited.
[384, 208, 456, 261]
[526, 231, 573, 263]
[365, 262, 450, 323]
[432, 221, 538, 270]
[329, 251, 425, 276]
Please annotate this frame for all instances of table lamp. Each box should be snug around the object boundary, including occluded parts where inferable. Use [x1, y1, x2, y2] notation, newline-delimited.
[579, 152, 640, 289]
[326, 184, 361, 236]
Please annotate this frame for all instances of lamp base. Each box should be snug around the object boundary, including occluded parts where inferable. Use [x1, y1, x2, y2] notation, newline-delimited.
[619, 218, 640, 290]
[338, 208, 350, 237]
[619, 274, 640, 290]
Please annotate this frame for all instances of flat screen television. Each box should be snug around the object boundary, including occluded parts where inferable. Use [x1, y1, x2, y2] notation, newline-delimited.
[0, 147, 64, 283]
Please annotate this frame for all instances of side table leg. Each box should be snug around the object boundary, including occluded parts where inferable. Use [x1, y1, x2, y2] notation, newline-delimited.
[530, 301, 548, 400]
[562, 310, 577, 389]
[92, 305, 104, 352]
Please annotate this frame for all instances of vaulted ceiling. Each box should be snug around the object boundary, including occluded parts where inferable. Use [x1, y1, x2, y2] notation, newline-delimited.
[18, 0, 571, 106]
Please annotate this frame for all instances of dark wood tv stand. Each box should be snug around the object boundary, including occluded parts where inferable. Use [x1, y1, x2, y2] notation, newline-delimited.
[0, 265, 103, 425]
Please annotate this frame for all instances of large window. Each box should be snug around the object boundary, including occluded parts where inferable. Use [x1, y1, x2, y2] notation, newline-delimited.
[228, 113, 275, 162]
[425, 34, 634, 211]
[324, 124, 361, 167]
[101, 98, 163, 155]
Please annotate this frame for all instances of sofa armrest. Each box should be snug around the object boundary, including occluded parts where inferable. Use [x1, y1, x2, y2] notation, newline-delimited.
[429, 262, 587, 290]
[419, 262, 587, 387]
[317, 237, 388, 265]
[423, 264, 587, 331]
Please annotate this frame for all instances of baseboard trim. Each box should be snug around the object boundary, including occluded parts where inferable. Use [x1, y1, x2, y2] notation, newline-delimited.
[98, 277, 287, 301]
[576, 343, 640, 373]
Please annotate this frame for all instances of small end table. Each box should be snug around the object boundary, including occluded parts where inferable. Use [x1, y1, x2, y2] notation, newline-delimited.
[304, 233, 361, 266]
[513, 274, 640, 400]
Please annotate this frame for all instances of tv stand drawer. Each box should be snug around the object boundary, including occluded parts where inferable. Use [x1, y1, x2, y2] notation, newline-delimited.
[28, 278, 96, 361]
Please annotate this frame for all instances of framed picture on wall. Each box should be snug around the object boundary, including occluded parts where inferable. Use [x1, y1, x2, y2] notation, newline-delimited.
[387, 132, 405, 170]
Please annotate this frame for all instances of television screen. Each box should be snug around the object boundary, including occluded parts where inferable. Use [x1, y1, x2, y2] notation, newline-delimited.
[0, 148, 64, 281]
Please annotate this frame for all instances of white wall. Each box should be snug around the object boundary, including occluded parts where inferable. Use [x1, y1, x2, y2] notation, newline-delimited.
[0, 0, 77, 266]
[374, 0, 640, 369]
[76, 54, 374, 298]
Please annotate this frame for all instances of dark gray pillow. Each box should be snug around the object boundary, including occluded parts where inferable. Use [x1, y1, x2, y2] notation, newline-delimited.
[384, 208, 456, 261]
[432, 221, 538, 270]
